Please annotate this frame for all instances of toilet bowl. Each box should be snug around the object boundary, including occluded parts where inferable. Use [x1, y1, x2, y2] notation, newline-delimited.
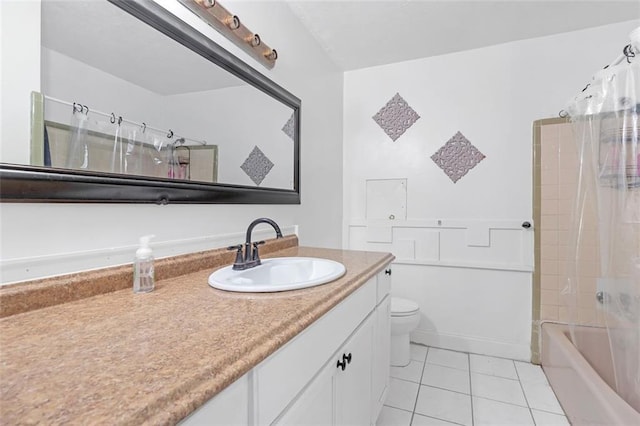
[390, 297, 420, 367]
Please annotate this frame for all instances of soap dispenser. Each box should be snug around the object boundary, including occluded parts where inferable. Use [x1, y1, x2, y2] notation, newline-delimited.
[134, 235, 155, 293]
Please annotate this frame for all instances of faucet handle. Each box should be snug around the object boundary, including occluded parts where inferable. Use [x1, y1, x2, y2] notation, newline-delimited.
[228, 245, 244, 269]
[251, 241, 265, 262]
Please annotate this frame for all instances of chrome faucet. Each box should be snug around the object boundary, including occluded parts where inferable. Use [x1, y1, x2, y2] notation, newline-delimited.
[228, 218, 283, 270]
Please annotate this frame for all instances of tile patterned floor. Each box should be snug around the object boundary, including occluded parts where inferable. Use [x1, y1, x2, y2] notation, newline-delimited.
[377, 344, 570, 426]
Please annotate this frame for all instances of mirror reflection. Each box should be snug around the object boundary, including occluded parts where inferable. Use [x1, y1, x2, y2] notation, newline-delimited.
[35, 0, 296, 190]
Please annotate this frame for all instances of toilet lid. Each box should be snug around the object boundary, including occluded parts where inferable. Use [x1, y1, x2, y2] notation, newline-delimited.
[391, 297, 419, 316]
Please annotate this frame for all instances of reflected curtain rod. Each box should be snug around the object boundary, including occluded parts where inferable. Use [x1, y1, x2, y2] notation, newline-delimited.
[43, 94, 207, 146]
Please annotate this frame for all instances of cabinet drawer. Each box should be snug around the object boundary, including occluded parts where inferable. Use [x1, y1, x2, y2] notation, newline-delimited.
[376, 265, 392, 304]
[255, 278, 377, 425]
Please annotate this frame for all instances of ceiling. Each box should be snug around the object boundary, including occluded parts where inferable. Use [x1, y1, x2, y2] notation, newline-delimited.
[41, 0, 640, 91]
[286, 0, 640, 71]
[41, 1, 245, 95]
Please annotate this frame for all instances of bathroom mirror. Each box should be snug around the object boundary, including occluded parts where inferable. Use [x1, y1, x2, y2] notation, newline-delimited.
[0, 0, 300, 204]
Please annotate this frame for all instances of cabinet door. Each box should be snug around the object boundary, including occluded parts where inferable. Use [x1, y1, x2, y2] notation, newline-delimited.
[335, 314, 374, 426]
[179, 374, 248, 426]
[371, 295, 391, 423]
[276, 362, 335, 426]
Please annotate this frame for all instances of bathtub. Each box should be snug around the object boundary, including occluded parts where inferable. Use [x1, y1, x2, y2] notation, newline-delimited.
[541, 323, 640, 425]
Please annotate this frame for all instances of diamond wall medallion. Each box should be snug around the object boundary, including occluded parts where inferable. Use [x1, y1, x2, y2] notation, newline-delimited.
[282, 113, 295, 141]
[241, 146, 274, 186]
[372, 93, 420, 141]
[431, 131, 485, 183]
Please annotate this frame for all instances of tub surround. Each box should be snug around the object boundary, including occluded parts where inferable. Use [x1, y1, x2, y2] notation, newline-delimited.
[0, 241, 394, 424]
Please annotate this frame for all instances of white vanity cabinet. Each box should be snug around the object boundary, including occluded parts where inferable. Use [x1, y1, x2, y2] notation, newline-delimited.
[182, 265, 392, 426]
[334, 315, 374, 426]
[278, 315, 374, 426]
[371, 267, 392, 422]
[270, 266, 391, 426]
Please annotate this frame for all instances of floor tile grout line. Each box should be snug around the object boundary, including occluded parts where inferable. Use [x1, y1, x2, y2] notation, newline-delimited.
[473, 394, 532, 409]
[530, 407, 569, 417]
[381, 404, 413, 414]
[409, 346, 430, 425]
[517, 363, 569, 419]
[426, 360, 470, 373]
[417, 383, 471, 397]
[468, 352, 474, 426]
[469, 370, 520, 381]
[514, 359, 538, 424]
[413, 413, 467, 426]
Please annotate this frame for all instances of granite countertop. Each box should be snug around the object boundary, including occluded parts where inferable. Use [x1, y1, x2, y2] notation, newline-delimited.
[0, 245, 393, 425]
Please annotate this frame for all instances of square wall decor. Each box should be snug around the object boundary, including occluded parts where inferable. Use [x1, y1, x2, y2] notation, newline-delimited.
[281, 113, 295, 141]
[241, 145, 274, 186]
[431, 131, 485, 183]
[372, 93, 420, 141]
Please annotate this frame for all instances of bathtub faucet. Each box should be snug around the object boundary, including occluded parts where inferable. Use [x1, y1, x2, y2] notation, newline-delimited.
[228, 218, 283, 270]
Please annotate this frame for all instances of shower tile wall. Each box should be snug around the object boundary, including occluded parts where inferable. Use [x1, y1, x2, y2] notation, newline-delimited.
[533, 119, 605, 359]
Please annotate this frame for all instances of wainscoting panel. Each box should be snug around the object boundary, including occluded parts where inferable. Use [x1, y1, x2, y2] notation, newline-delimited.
[348, 219, 533, 360]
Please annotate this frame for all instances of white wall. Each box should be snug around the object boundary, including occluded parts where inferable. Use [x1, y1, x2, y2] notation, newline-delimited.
[0, 0, 41, 164]
[344, 20, 639, 360]
[0, 0, 344, 284]
[167, 86, 294, 188]
[41, 47, 167, 131]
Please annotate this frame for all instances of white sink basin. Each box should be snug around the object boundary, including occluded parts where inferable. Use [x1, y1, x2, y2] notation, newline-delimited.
[208, 257, 346, 292]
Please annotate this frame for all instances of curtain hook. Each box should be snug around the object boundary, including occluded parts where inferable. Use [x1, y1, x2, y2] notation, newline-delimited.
[73, 102, 83, 114]
[110, 113, 116, 124]
[117, 116, 122, 125]
[141, 122, 147, 133]
[167, 129, 174, 139]
[558, 110, 569, 118]
[82, 104, 89, 115]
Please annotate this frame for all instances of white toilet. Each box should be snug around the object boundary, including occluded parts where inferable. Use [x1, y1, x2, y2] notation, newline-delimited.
[390, 297, 421, 367]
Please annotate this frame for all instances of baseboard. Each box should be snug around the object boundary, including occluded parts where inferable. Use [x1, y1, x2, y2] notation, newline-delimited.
[411, 329, 531, 361]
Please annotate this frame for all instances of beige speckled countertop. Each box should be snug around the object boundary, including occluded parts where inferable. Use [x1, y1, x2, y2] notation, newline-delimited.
[0, 244, 393, 425]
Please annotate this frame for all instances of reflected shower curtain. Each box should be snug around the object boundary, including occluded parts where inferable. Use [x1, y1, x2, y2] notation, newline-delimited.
[567, 56, 639, 410]
[65, 111, 89, 169]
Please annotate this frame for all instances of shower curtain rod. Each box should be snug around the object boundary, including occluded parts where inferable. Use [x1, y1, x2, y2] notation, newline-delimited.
[561, 29, 640, 117]
[43, 94, 207, 146]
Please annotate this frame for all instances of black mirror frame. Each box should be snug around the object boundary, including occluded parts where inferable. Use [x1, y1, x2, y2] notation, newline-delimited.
[0, 0, 301, 204]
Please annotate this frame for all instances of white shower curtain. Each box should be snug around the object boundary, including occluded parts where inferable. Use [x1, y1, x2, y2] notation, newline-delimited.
[567, 46, 639, 410]
[65, 111, 89, 169]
